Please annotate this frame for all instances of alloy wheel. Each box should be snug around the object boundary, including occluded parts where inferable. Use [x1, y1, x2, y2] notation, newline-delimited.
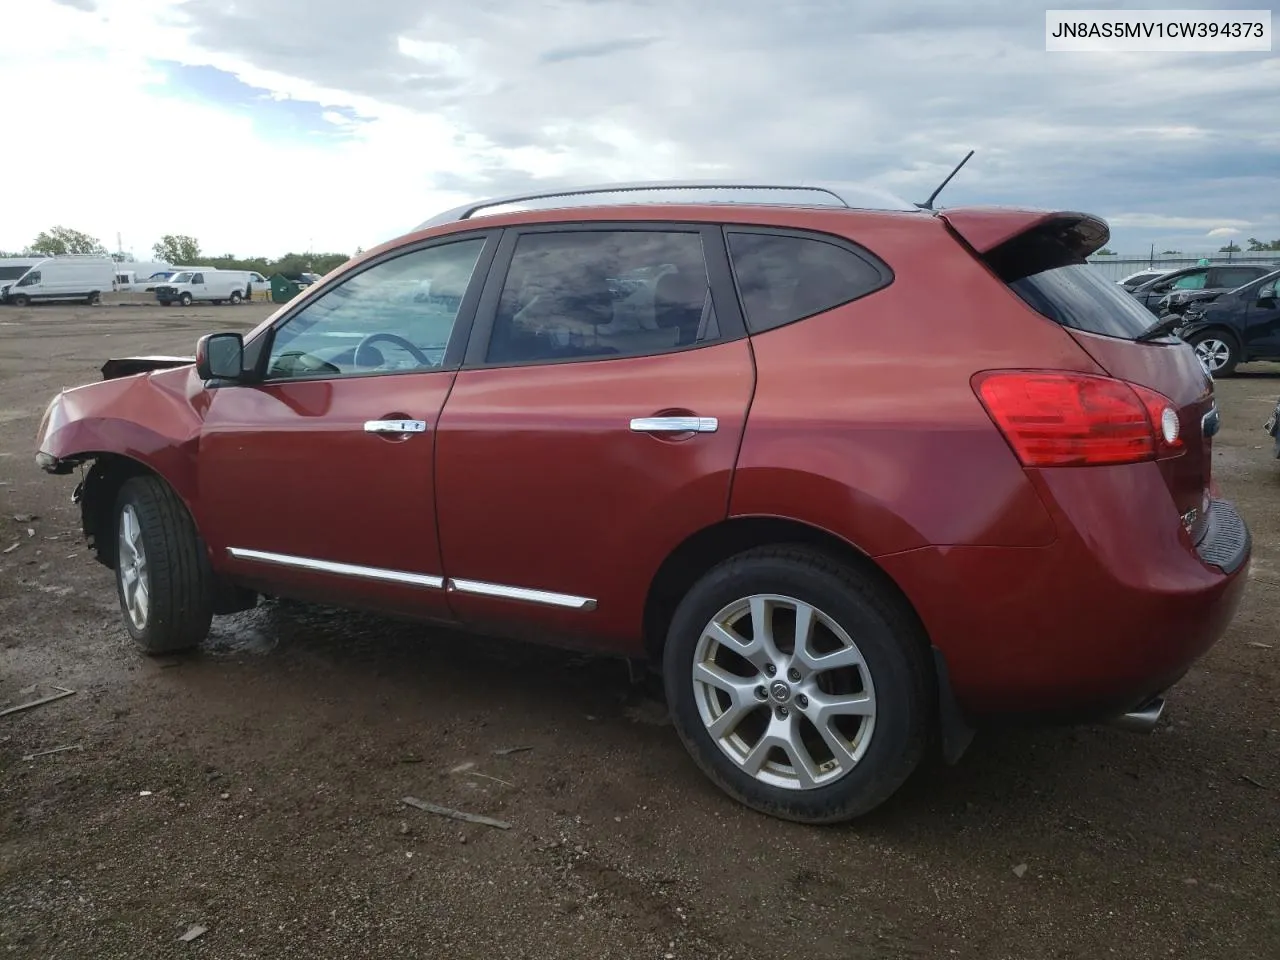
[118, 503, 150, 630]
[1193, 338, 1232, 373]
[691, 594, 876, 790]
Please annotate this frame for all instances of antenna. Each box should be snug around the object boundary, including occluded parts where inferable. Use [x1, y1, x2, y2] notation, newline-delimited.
[915, 149, 975, 211]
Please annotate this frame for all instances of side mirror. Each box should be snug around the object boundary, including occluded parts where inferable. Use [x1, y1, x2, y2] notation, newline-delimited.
[196, 332, 245, 381]
[1260, 286, 1277, 303]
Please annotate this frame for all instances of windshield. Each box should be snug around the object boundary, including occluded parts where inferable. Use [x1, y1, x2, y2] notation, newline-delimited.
[1008, 263, 1160, 340]
[169, 272, 194, 283]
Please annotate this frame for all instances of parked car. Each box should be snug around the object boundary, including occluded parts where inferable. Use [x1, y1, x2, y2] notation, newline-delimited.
[1265, 399, 1280, 458]
[1116, 267, 1169, 289]
[0, 255, 116, 305]
[154, 268, 248, 306]
[1128, 263, 1273, 315]
[1176, 268, 1280, 376]
[34, 180, 1251, 823]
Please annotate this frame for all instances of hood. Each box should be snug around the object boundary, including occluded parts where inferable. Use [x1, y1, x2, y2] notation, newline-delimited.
[100, 355, 195, 380]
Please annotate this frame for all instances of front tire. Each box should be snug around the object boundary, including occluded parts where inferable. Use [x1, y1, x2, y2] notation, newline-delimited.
[663, 546, 931, 823]
[11, 294, 29, 307]
[113, 476, 214, 654]
[1187, 330, 1239, 377]
[179, 292, 193, 306]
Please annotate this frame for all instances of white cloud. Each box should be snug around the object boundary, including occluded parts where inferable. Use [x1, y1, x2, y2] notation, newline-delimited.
[1206, 226, 1243, 238]
[3, 0, 1278, 259]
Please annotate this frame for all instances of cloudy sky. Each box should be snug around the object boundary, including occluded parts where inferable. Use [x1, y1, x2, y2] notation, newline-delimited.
[5, 0, 1277, 259]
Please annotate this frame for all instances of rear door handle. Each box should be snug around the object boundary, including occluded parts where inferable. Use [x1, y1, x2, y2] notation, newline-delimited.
[364, 419, 427, 434]
[629, 416, 718, 434]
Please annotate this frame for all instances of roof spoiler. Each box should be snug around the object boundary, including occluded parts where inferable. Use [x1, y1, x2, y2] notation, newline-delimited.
[940, 207, 1110, 259]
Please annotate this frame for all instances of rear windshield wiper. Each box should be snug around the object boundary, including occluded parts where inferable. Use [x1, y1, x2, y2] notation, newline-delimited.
[1135, 313, 1184, 343]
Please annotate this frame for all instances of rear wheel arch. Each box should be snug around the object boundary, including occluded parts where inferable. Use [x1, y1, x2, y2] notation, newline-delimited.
[642, 515, 932, 667]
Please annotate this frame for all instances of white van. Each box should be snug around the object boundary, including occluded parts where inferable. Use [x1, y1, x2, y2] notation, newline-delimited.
[154, 268, 248, 306]
[1, 256, 117, 306]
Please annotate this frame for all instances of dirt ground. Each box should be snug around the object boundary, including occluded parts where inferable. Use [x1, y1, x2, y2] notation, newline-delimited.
[1, 300, 1277, 960]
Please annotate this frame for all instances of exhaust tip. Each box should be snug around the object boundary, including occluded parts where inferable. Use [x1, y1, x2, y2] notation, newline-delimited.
[1110, 696, 1166, 733]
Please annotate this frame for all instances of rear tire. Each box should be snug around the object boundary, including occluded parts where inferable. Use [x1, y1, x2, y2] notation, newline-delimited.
[1187, 330, 1239, 377]
[229, 290, 242, 305]
[663, 546, 931, 823]
[158, 300, 172, 306]
[86, 291, 101, 305]
[113, 476, 214, 654]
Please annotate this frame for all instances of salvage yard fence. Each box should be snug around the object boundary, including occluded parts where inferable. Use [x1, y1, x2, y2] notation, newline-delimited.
[1086, 253, 1280, 283]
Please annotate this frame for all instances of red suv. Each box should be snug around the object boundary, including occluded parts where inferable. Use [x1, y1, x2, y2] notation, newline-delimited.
[35, 182, 1251, 823]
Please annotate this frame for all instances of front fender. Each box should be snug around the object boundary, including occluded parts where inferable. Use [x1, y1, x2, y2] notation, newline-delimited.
[36, 366, 210, 508]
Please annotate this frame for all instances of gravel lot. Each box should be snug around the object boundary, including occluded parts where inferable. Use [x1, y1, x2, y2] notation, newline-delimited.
[2, 301, 1278, 959]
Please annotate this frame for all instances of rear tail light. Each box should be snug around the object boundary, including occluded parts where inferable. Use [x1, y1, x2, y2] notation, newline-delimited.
[972, 370, 1185, 467]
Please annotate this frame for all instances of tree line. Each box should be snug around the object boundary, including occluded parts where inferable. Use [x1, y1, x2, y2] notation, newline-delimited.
[1, 226, 357, 281]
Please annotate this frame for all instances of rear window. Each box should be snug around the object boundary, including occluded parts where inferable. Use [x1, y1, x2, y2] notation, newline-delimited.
[986, 228, 1158, 340]
[726, 230, 891, 334]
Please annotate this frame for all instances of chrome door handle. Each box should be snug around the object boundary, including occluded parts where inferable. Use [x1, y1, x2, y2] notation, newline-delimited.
[364, 419, 427, 434]
[630, 416, 718, 434]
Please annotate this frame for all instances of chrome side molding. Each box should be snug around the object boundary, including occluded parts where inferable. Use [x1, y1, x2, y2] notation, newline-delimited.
[448, 578, 597, 611]
[227, 547, 446, 589]
[630, 416, 718, 434]
[227, 548, 596, 611]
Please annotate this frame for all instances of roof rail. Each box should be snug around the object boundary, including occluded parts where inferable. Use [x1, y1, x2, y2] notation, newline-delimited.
[416, 179, 921, 229]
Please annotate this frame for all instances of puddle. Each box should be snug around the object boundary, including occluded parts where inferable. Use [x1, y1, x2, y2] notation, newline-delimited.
[204, 607, 281, 656]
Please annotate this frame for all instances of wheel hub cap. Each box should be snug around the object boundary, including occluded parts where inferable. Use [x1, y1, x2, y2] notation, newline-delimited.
[691, 594, 877, 791]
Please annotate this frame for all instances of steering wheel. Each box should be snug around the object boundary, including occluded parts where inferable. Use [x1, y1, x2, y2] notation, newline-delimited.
[352, 333, 434, 370]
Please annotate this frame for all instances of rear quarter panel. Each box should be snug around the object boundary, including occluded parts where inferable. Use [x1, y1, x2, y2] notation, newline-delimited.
[729, 212, 1105, 553]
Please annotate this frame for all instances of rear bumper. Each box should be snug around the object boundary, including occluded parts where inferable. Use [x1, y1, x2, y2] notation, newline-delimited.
[879, 466, 1251, 721]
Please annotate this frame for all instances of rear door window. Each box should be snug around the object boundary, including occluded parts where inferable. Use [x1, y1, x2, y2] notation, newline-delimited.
[1212, 266, 1267, 289]
[484, 229, 717, 365]
[726, 230, 890, 333]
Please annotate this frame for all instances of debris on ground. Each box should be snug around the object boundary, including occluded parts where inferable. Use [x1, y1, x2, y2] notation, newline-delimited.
[449, 761, 476, 774]
[1012, 863, 1029, 878]
[400, 796, 512, 830]
[3, 542, 19, 554]
[1241, 775, 1266, 789]
[492, 745, 532, 756]
[12, 513, 35, 523]
[0, 685, 76, 718]
[178, 924, 208, 942]
[22, 743, 82, 761]
[1246, 642, 1273, 649]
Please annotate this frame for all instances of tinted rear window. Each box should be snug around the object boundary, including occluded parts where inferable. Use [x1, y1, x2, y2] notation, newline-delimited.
[985, 226, 1158, 340]
[727, 230, 890, 333]
[1008, 264, 1158, 339]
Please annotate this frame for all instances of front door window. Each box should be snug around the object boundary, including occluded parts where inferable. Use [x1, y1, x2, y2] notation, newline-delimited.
[266, 238, 487, 380]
